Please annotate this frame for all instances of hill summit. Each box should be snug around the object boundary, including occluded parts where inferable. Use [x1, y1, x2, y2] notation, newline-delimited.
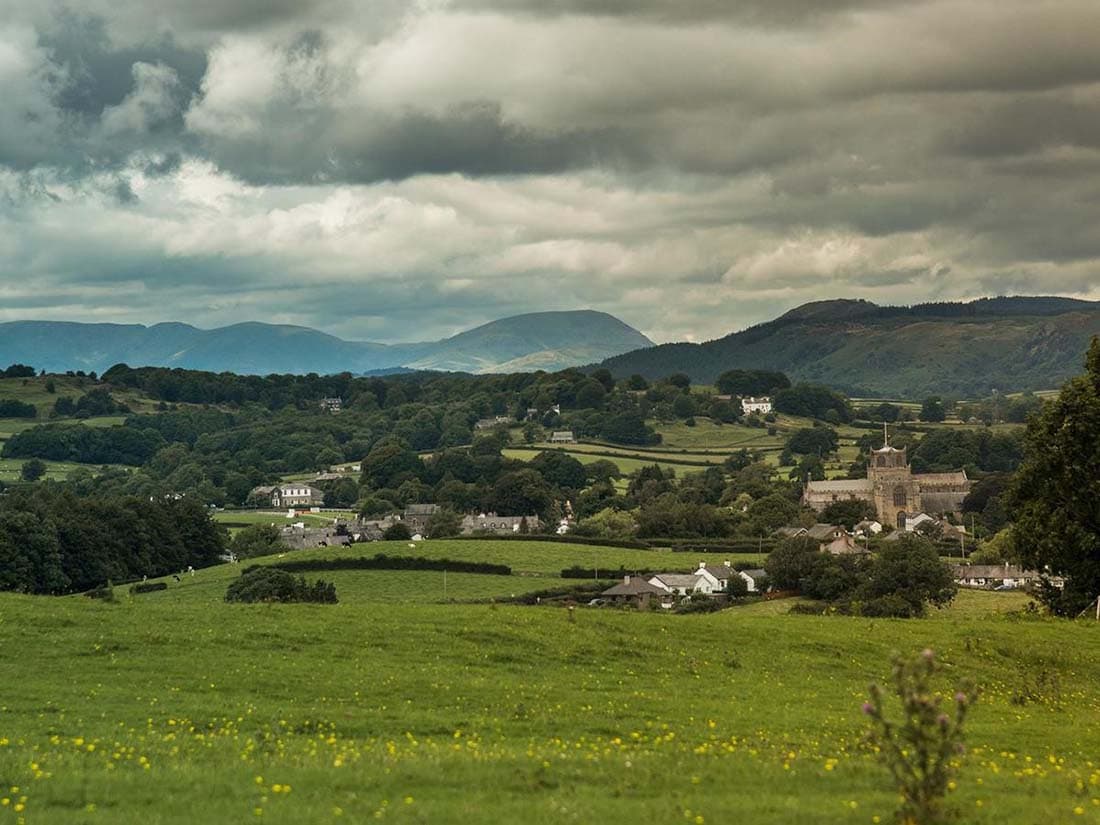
[598, 296, 1100, 398]
[0, 310, 653, 376]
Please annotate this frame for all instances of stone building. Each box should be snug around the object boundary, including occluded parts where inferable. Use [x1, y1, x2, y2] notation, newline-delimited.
[802, 426, 969, 529]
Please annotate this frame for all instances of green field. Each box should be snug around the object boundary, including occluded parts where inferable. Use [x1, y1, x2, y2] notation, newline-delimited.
[0, 562, 1096, 824]
[212, 511, 359, 535]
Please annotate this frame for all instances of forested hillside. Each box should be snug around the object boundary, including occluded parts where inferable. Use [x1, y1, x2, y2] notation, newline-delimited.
[599, 297, 1100, 397]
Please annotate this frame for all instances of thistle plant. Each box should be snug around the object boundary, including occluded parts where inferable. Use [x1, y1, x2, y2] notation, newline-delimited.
[862, 649, 977, 824]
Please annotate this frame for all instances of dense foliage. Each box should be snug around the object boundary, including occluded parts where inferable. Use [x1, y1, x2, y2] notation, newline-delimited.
[0, 486, 225, 594]
[1011, 338, 1100, 615]
[225, 567, 337, 604]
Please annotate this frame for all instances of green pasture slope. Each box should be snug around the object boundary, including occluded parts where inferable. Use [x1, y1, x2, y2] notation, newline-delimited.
[1, 536, 1099, 824]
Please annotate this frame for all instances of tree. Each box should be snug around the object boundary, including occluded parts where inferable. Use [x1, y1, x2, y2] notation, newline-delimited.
[726, 574, 749, 599]
[919, 396, 947, 423]
[672, 394, 696, 419]
[383, 522, 413, 541]
[715, 369, 790, 397]
[231, 524, 285, 559]
[490, 469, 555, 518]
[788, 426, 838, 456]
[764, 537, 821, 590]
[626, 374, 649, 391]
[1011, 338, 1100, 614]
[859, 535, 956, 616]
[821, 498, 877, 529]
[426, 509, 462, 538]
[20, 459, 47, 482]
[530, 451, 587, 491]
[666, 373, 691, 390]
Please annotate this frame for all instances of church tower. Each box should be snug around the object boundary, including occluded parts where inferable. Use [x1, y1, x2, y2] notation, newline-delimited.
[867, 423, 921, 528]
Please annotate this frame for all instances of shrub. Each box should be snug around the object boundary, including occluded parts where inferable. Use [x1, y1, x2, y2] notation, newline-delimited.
[129, 582, 168, 595]
[225, 567, 338, 604]
[84, 583, 116, 601]
[383, 522, 413, 541]
[863, 649, 977, 824]
[674, 598, 724, 614]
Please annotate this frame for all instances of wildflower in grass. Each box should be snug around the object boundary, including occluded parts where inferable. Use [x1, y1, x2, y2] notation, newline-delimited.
[863, 649, 977, 825]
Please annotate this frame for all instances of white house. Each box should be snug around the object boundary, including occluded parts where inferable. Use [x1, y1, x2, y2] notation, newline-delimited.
[549, 431, 576, 443]
[904, 512, 937, 533]
[738, 568, 769, 593]
[649, 572, 721, 596]
[854, 519, 883, 536]
[695, 561, 738, 590]
[271, 484, 324, 508]
[741, 396, 773, 415]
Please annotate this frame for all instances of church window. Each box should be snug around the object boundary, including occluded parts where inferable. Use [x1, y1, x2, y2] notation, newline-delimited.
[893, 486, 907, 507]
[897, 511, 907, 530]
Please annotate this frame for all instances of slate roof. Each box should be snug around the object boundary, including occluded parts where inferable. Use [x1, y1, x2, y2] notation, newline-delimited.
[602, 578, 667, 597]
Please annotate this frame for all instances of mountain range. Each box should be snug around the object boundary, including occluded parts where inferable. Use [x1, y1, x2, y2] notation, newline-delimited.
[0, 310, 653, 376]
[597, 296, 1100, 398]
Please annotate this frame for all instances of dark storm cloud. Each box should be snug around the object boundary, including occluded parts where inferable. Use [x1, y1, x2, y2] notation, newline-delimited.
[455, 0, 911, 26]
[3, 0, 1100, 343]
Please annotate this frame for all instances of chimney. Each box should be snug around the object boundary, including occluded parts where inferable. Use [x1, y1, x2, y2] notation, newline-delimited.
[698, 561, 706, 570]
[724, 560, 732, 569]
[624, 575, 631, 585]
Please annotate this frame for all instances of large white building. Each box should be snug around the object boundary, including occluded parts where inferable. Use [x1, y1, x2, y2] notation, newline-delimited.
[741, 396, 773, 415]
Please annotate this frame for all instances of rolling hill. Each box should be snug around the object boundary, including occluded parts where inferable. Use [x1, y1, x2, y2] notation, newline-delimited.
[598, 296, 1100, 398]
[0, 310, 652, 376]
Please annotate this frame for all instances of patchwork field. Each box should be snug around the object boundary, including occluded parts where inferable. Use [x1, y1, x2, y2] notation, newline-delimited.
[0, 562, 1096, 824]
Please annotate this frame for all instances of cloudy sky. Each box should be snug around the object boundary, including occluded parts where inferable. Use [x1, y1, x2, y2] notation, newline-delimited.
[2, 0, 1099, 343]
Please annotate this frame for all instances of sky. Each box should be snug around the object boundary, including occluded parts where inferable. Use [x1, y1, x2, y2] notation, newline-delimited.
[2, 0, 1100, 344]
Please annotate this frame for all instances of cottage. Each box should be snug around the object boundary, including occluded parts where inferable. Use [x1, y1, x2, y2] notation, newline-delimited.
[601, 576, 669, 608]
[854, 519, 883, 537]
[403, 503, 441, 533]
[952, 564, 1040, 590]
[649, 573, 722, 596]
[319, 397, 343, 413]
[805, 523, 847, 542]
[695, 561, 738, 589]
[741, 396, 773, 415]
[738, 568, 769, 593]
[549, 431, 576, 444]
[271, 484, 324, 508]
[460, 512, 539, 535]
[823, 535, 869, 556]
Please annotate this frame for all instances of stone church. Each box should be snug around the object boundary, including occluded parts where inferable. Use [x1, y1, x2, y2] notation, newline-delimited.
[802, 427, 970, 529]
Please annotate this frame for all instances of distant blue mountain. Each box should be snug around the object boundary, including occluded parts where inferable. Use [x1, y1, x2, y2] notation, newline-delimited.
[0, 310, 653, 376]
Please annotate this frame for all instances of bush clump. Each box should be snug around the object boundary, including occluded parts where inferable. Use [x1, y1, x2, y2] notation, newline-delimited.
[129, 582, 168, 595]
[225, 567, 338, 604]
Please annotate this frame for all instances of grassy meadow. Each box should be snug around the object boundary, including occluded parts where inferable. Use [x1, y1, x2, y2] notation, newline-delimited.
[1, 538, 1099, 824]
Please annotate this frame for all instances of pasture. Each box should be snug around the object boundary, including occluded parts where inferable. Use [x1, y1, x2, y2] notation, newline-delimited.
[0, 563, 1097, 824]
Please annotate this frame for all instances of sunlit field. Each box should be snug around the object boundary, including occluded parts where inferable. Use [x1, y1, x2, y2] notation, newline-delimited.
[1, 543, 1098, 824]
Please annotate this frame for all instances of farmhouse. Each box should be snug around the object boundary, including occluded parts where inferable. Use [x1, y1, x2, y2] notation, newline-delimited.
[601, 576, 669, 608]
[648, 573, 717, 596]
[460, 512, 540, 535]
[549, 431, 576, 444]
[738, 569, 768, 593]
[403, 503, 441, 533]
[741, 396, 773, 415]
[952, 564, 1039, 589]
[271, 484, 324, 508]
[802, 426, 970, 529]
[319, 397, 342, 413]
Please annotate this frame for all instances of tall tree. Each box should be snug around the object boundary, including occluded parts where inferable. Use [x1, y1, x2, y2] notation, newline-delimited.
[1011, 338, 1100, 614]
